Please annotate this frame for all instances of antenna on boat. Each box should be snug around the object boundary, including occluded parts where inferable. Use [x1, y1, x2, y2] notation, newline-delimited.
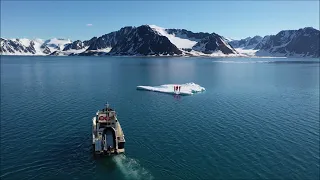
[105, 101, 109, 109]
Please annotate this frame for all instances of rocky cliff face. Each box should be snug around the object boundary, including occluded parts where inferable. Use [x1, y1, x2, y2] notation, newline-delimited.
[192, 33, 238, 54]
[255, 27, 319, 57]
[86, 26, 134, 51]
[109, 25, 182, 55]
[229, 36, 262, 49]
[63, 40, 85, 51]
[0, 38, 51, 55]
[229, 27, 319, 57]
[165, 29, 210, 41]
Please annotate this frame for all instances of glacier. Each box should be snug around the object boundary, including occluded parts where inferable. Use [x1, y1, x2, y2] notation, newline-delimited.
[137, 82, 205, 95]
[44, 38, 72, 52]
[149, 25, 198, 49]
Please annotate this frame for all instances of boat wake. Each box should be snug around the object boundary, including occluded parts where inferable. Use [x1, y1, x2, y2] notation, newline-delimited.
[112, 154, 154, 180]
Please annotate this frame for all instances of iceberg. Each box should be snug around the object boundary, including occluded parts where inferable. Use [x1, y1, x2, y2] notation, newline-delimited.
[137, 82, 205, 95]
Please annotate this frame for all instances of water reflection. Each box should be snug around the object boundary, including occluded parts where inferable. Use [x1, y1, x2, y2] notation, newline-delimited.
[174, 94, 181, 100]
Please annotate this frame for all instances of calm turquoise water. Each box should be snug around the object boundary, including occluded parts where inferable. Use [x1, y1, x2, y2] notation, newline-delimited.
[1, 56, 319, 180]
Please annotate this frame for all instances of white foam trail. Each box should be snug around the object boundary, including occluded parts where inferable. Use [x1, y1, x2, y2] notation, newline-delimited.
[112, 154, 154, 180]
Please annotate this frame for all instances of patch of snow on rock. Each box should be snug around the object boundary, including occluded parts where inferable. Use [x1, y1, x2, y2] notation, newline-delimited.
[149, 25, 198, 49]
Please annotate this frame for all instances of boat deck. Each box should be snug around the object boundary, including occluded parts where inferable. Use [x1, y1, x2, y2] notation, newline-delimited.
[116, 121, 125, 142]
[93, 104, 125, 155]
[97, 109, 125, 142]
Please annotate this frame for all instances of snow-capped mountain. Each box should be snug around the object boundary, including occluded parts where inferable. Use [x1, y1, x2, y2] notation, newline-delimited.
[42, 38, 71, 51]
[150, 25, 209, 49]
[86, 26, 134, 51]
[1, 25, 318, 57]
[74, 25, 182, 56]
[229, 36, 263, 49]
[149, 26, 237, 55]
[63, 40, 84, 51]
[192, 33, 238, 54]
[109, 25, 182, 56]
[223, 37, 235, 42]
[254, 35, 271, 50]
[0, 38, 72, 55]
[165, 28, 210, 42]
[230, 27, 319, 57]
[255, 27, 319, 57]
[49, 38, 100, 56]
[0, 25, 240, 56]
[0, 38, 50, 55]
[75, 25, 235, 56]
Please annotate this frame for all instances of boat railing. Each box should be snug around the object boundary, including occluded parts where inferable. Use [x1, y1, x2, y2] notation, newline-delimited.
[98, 111, 116, 118]
[117, 136, 125, 141]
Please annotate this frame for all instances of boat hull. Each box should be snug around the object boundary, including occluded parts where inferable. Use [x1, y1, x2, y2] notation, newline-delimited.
[92, 127, 125, 156]
[92, 105, 125, 156]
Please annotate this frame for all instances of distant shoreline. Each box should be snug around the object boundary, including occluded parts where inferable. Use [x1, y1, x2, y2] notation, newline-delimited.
[2, 55, 320, 59]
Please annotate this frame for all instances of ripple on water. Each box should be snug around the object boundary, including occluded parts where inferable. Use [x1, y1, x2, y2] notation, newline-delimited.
[1, 57, 319, 180]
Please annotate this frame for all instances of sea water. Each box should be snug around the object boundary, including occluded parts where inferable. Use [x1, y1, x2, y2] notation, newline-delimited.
[1, 56, 319, 180]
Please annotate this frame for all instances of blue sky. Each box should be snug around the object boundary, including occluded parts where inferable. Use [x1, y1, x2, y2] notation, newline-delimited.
[1, 1, 319, 40]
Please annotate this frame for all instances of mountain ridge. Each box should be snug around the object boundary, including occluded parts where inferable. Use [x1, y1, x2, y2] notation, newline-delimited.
[229, 27, 319, 57]
[1, 25, 319, 57]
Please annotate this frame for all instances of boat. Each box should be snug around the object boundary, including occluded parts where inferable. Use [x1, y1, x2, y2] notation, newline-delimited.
[92, 102, 125, 156]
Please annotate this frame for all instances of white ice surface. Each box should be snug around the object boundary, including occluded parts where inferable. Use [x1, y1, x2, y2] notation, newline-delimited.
[17, 38, 31, 47]
[137, 82, 205, 95]
[234, 48, 291, 58]
[222, 37, 234, 42]
[183, 49, 243, 57]
[235, 48, 258, 56]
[32, 42, 46, 55]
[149, 25, 198, 49]
[64, 46, 90, 53]
[45, 38, 72, 51]
[91, 47, 112, 53]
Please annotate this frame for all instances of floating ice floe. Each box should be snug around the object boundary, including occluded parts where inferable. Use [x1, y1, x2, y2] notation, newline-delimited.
[137, 82, 205, 95]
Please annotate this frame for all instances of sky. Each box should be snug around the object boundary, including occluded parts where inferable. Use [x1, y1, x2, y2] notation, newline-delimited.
[1, 1, 319, 40]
